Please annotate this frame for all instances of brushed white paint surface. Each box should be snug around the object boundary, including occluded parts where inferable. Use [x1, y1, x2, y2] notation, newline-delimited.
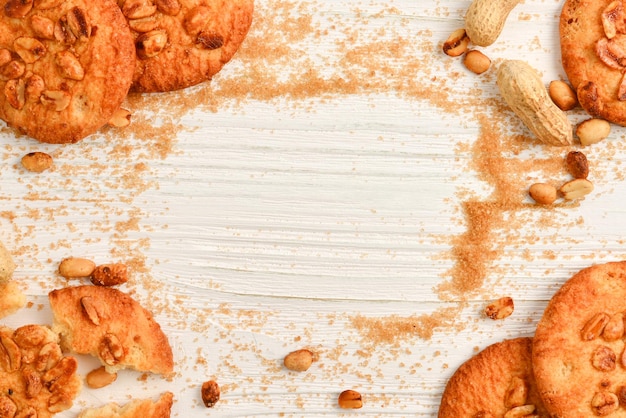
[0, 0, 624, 416]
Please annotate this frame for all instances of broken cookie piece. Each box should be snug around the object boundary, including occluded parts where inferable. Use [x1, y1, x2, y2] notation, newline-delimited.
[48, 285, 174, 375]
[77, 391, 174, 418]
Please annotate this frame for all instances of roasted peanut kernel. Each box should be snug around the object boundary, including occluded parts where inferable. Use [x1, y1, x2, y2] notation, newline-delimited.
[201, 380, 220, 408]
[13, 324, 50, 356]
[21, 152, 53, 173]
[40, 90, 71, 112]
[549, 80, 578, 111]
[603, 312, 624, 341]
[86, 366, 117, 388]
[559, 178, 594, 200]
[196, 32, 224, 50]
[338, 389, 363, 409]
[464, 50, 491, 74]
[55, 50, 84, 80]
[48, 392, 73, 413]
[136, 30, 168, 59]
[43, 356, 77, 390]
[25, 74, 45, 102]
[504, 376, 528, 408]
[596, 37, 626, 70]
[122, 0, 157, 19]
[592, 391, 619, 416]
[582, 312, 610, 341]
[602, 0, 622, 39]
[4, 0, 33, 18]
[576, 118, 611, 146]
[565, 151, 589, 179]
[108, 108, 132, 127]
[0, 333, 21, 372]
[80, 296, 102, 325]
[283, 349, 314, 372]
[529, 183, 557, 205]
[503, 405, 535, 418]
[1, 60, 26, 80]
[91, 263, 128, 286]
[99, 333, 124, 366]
[128, 17, 158, 32]
[31, 15, 55, 39]
[155, 0, 181, 16]
[23, 366, 43, 398]
[443, 28, 470, 57]
[484, 296, 514, 320]
[58, 257, 95, 279]
[5, 78, 26, 110]
[13, 37, 46, 63]
[592, 345, 617, 371]
[66, 6, 90, 39]
[54, 16, 77, 45]
[35, 341, 62, 372]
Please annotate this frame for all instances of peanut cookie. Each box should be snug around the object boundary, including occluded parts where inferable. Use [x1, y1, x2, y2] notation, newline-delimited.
[0, 0, 136, 143]
[533, 261, 626, 417]
[78, 392, 174, 418]
[438, 337, 548, 417]
[48, 285, 174, 375]
[121, 0, 254, 92]
[0, 324, 82, 417]
[560, 0, 626, 125]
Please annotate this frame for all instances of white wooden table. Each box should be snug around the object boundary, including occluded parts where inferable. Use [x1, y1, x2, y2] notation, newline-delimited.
[2, 0, 624, 416]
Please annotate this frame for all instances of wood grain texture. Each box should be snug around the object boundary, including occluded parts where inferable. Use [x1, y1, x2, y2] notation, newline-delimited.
[0, 0, 625, 416]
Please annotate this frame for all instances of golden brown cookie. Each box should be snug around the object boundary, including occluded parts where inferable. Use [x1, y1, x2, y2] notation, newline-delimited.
[0, 324, 82, 417]
[438, 337, 548, 417]
[121, 0, 254, 92]
[560, 0, 626, 125]
[532, 261, 626, 417]
[0, 0, 136, 144]
[77, 392, 174, 418]
[48, 285, 174, 375]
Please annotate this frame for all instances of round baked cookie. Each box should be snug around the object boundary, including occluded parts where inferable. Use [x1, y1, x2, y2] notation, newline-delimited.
[121, 0, 254, 92]
[560, 0, 626, 126]
[438, 337, 549, 417]
[0, 324, 82, 417]
[0, 0, 135, 144]
[48, 285, 174, 376]
[533, 261, 626, 417]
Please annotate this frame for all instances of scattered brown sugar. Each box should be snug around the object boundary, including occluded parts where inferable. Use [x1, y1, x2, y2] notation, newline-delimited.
[351, 307, 465, 346]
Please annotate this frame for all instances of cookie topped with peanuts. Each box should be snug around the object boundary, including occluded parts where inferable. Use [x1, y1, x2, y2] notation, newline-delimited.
[438, 337, 549, 417]
[560, 0, 626, 125]
[0, 324, 82, 417]
[532, 261, 626, 417]
[121, 0, 254, 92]
[0, 0, 136, 143]
[48, 285, 174, 376]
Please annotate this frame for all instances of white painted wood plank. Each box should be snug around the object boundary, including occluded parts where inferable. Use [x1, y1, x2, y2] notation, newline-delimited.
[1, 0, 626, 416]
